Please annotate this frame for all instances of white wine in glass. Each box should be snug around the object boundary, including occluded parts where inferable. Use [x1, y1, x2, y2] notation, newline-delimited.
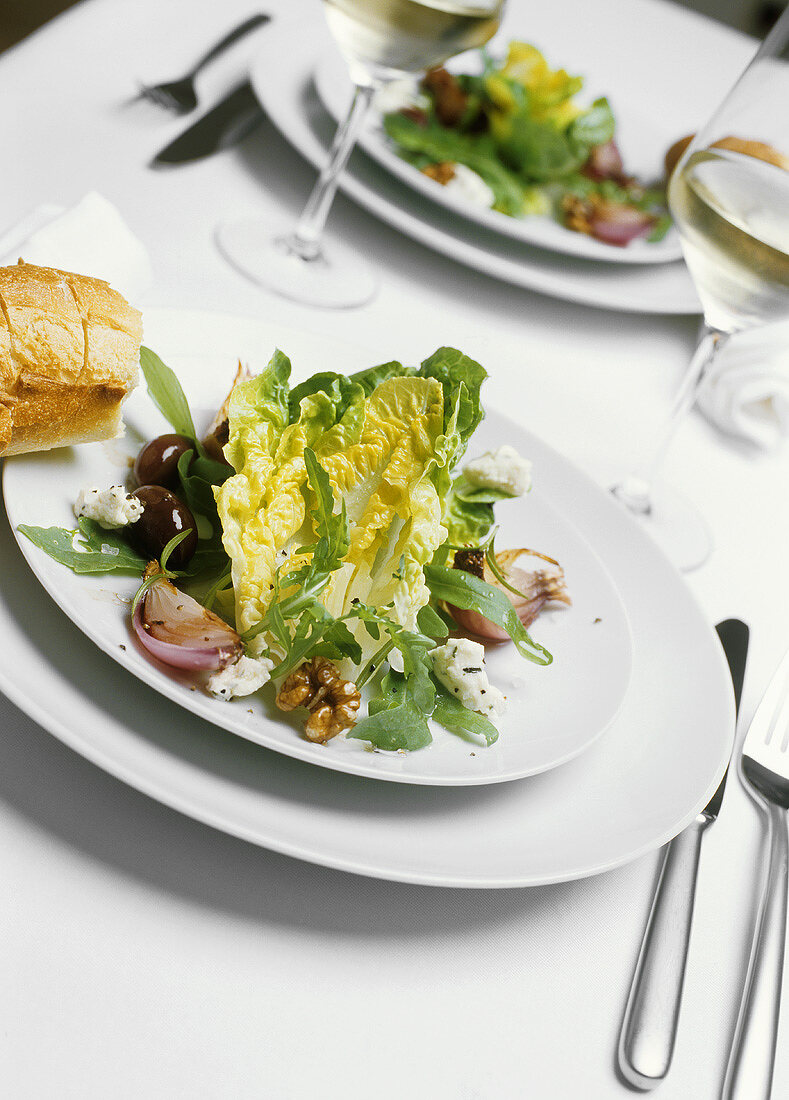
[612, 10, 789, 571]
[324, 0, 503, 81]
[669, 145, 789, 332]
[217, 0, 504, 308]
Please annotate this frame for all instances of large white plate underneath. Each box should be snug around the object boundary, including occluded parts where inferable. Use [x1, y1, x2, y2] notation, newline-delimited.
[0, 310, 734, 886]
[249, 17, 702, 315]
[3, 309, 632, 787]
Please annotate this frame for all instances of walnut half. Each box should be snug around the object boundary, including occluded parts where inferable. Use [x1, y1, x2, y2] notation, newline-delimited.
[275, 657, 361, 744]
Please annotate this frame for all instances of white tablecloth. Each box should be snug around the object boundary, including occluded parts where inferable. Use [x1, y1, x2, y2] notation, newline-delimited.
[1, 0, 788, 1096]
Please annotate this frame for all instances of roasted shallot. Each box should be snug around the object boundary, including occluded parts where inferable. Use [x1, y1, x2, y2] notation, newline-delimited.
[449, 547, 571, 641]
[132, 564, 242, 670]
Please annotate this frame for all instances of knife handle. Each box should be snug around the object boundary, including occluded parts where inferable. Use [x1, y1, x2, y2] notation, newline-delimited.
[722, 802, 788, 1100]
[618, 818, 707, 1090]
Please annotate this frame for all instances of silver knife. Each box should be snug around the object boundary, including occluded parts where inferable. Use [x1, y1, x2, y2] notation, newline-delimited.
[618, 618, 749, 1090]
[151, 81, 265, 167]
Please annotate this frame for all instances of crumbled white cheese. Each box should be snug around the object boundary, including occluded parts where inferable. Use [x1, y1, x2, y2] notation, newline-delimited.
[463, 445, 532, 497]
[208, 655, 275, 701]
[441, 163, 495, 209]
[429, 638, 505, 717]
[74, 485, 144, 529]
[374, 78, 428, 115]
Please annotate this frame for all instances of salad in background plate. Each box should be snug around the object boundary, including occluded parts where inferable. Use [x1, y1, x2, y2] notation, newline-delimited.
[381, 41, 671, 248]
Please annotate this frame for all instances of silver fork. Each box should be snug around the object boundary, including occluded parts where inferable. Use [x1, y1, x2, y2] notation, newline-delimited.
[723, 645, 789, 1100]
[136, 14, 270, 114]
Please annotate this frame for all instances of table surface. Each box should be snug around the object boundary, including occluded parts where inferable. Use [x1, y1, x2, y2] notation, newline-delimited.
[1, 0, 788, 1096]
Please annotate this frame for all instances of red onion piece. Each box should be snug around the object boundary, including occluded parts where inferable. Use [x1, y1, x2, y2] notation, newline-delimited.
[449, 551, 571, 642]
[132, 567, 242, 671]
[589, 202, 655, 246]
[582, 140, 624, 182]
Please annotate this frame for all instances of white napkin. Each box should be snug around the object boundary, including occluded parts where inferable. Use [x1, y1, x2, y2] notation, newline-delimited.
[0, 192, 153, 304]
[697, 320, 789, 450]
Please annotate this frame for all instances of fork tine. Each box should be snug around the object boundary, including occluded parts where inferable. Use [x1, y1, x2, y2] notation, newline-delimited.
[761, 654, 789, 749]
[743, 647, 789, 775]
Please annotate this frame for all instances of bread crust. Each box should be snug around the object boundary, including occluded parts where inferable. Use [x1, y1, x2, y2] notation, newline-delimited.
[0, 261, 142, 457]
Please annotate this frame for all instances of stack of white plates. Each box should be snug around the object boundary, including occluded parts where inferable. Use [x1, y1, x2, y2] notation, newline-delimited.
[1, 308, 735, 887]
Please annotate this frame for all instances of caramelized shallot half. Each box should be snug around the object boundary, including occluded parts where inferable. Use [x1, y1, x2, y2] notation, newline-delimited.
[132, 563, 243, 670]
[202, 359, 253, 464]
[450, 547, 571, 641]
[588, 201, 656, 247]
[582, 139, 625, 183]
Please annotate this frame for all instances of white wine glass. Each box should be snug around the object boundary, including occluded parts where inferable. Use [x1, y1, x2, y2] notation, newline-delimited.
[217, 0, 505, 308]
[612, 7, 789, 570]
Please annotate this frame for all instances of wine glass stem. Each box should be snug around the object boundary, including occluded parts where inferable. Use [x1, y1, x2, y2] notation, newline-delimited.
[284, 82, 377, 262]
[618, 325, 729, 514]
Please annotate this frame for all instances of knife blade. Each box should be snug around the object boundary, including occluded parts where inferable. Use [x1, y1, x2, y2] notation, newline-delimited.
[702, 618, 749, 818]
[618, 618, 749, 1090]
[151, 81, 265, 167]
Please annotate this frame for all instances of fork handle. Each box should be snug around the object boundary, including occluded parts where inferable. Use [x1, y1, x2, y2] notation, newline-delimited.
[722, 802, 788, 1100]
[618, 819, 707, 1090]
[188, 14, 269, 76]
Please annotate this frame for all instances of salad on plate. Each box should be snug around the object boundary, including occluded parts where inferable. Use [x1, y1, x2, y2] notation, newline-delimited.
[18, 345, 571, 754]
[380, 40, 671, 247]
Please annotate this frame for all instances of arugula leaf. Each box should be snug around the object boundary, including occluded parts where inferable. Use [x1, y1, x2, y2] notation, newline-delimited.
[424, 562, 552, 665]
[176, 449, 231, 525]
[450, 473, 517, 504]
[568, 97, 616, 156]
[383, 113, 527, 217]
[416, 603, 449, 639]
[139, 347, 198, 442]
[432, 679, 499, 746]
[442, 489, 495, 547]
[270, 604, 362, 678]
[495, 115, 582, 180]
[18, 522, 146, 574]
[348, 671, 433, 751]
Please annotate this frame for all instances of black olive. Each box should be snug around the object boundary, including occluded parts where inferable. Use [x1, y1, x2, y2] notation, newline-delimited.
[129, 485, 198, 567]
[133, 434, 193, 489]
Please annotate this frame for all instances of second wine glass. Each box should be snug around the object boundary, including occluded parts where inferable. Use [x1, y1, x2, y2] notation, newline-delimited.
[612, 6, 789, 571]
[218, 0, 505, 308]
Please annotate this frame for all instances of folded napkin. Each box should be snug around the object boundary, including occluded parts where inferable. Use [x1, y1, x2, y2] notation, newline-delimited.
[697, 320, 789, 450]
[0, 192, 153, 304]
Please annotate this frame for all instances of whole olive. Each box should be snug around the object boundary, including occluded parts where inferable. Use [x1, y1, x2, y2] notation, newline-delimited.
[133, 434, 193, 489]
[130, 485, 198, 567]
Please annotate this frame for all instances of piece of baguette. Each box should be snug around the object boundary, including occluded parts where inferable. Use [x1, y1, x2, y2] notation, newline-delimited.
[0, 261, 142, 457]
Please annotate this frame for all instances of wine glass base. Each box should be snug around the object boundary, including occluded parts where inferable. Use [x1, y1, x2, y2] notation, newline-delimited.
[216, 215, 378, 309]
[611, 481, 713, 573]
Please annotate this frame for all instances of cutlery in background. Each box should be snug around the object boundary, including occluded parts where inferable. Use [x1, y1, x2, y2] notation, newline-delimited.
[722, 643, 789, 1100]
[150, 82, 265, 167]
[618, 618, 749, 1090]
[136, 13, 270, 114]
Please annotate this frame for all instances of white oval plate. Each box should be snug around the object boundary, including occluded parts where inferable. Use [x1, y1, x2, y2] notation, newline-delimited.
[248, 18, 702, 315]
[3, 308, 632, 787]
[0, 309, 734, 886]
[313, 46, 683, 265]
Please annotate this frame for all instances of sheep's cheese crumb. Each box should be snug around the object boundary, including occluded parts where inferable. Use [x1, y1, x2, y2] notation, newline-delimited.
[442, 164, 495, 209]
[463, 445, 532, 497]
[74, 485, 144, 529]
[429, 638, 505, 717]
[374, 78, 429, 115]
[208, 655, 275, 701]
